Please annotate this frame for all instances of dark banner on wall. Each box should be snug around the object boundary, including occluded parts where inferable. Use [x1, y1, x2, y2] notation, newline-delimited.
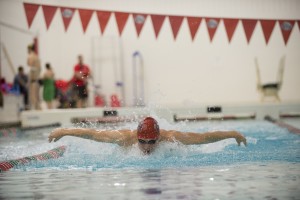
[23, 3, 300, 45]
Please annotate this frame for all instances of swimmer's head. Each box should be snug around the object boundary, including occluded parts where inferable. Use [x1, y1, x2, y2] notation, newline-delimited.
[137, 117, 160, 154]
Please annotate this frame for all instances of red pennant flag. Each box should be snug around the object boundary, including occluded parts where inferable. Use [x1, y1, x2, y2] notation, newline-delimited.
[205, 18, 220, 42]
[96, 11, 112, 34]
[23, 3, 40, 28]
[223, 18, 239, 43]
[279, 20, 295, 45]
[60, 7, 75, 32]
[187, 17, 202, 41]
[150, 14, 166, 39]
[42, 5, 58, 30]
[115, 12, 129, 36]
[241, 19, 257, 44]
[260, 19, 276, 44]
[133, 13, 148, 37]
[78, 9, 94, 33]
[169, 16, 184, 40]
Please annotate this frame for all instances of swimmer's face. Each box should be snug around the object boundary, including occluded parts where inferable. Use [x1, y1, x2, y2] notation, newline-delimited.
[138, 138, 158, 154]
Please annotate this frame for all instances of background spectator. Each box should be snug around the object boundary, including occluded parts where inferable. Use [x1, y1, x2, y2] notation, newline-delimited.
[13, 66, 29, 110]
[27, 44, 41, 110]
[72, 55, 91, 108]
[42, 63, 55, 109]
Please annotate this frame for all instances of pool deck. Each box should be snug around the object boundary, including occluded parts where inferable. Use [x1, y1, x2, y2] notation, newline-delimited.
[19, 102, 300, 128]
[1, 94, 300, 128]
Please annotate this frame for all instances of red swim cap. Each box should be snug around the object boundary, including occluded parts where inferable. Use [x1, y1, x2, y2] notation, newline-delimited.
[137, 117, 160, 139]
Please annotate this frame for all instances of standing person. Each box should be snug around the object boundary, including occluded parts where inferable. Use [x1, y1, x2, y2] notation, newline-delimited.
[72, 55, 91, 108]
[49, 117, 247, 155]
[27, 44, 41, 110]
[13, 66, 29, 110]
[42, 63, 55, 109]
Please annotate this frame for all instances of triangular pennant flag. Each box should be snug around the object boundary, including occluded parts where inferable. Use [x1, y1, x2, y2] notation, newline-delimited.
[205, 18, 220, 42]
[223, 18, 239, 43]
[96, 11, 112, 34]
[187, 17, 202, 41]
[169, 16, 184, 40]
[115, 12, 129, 36]
[60, 7, 75, 32]
[279, 20, 295, 45]
[150, 14, 166, 39]
[42, 5, 58, 30]
[241, 19, 257, 44]
[78, 9, 94, 33]
[133, 13, 147, 37]
[23, 3, 40, 28]
[260, 19, 276, 44]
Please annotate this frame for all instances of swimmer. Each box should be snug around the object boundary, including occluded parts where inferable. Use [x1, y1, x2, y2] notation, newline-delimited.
[48, 117, 247, 154]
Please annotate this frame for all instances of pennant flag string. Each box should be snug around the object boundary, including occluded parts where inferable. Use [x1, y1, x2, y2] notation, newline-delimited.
[133, 13, 148, 37]
[169, 16, 184, 40]
[42, 5, 58, 30]
[187, 17, 202, 41]
[23, 2, 299, 45]
[223, 18, 239, 43]
[96, 11, 112, 35]
[279, 20, 295, 45]
[205, 18, 220, 42]
[78, 9, 94, 33]
[151, 14, 166, 39]
[241, 19, 257, 44]
[115, 12, 130, 36]
[60, 7, 75, 32]
[260, 19, 276, 45]
[24, 3, 39, 28]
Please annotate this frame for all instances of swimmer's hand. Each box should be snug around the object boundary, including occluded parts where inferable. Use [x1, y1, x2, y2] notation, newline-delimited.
[48, 128, 67, 142]
[233, 132, 247, 146]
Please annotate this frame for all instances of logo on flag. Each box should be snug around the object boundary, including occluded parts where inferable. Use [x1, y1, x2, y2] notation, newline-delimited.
[207, 19, 218, 28]
[62, 8, 73, 18]
[135, 15, 145, 24]
[281, 21, 292, 31]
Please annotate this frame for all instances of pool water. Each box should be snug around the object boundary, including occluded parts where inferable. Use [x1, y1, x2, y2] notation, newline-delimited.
[0, 120, 299, 199]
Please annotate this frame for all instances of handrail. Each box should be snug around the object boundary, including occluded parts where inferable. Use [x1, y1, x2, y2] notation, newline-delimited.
[132, 51, 145, 106]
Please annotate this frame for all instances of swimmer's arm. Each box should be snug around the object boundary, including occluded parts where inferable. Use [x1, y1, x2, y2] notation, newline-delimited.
[161, 130, 247, 146]
[48, 128, 132, 145]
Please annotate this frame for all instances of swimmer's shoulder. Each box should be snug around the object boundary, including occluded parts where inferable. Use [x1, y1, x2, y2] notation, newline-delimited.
[118, 129, 137, 146]
[159, 129, 183, 142]
[159, 129, 172, 141]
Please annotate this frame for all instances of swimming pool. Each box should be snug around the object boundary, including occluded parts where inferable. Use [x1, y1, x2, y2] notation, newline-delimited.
[0, 119, 299, 199]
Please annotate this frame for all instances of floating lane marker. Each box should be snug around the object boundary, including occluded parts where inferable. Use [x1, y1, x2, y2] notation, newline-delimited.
[265, 116, 300, 135]
[0, 146, 66, 172]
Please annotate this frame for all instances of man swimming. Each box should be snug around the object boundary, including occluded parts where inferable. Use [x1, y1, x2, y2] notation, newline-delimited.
[48, 117, 247, 154]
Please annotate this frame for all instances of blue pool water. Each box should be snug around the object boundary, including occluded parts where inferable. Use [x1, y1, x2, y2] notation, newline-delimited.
[0, 119, 299, 199]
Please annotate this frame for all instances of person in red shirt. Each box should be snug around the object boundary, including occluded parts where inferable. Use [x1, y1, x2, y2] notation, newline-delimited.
[73, 55, 91, 108]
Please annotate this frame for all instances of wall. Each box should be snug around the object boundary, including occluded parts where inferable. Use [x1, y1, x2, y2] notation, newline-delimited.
[1, 0, 300, 107]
